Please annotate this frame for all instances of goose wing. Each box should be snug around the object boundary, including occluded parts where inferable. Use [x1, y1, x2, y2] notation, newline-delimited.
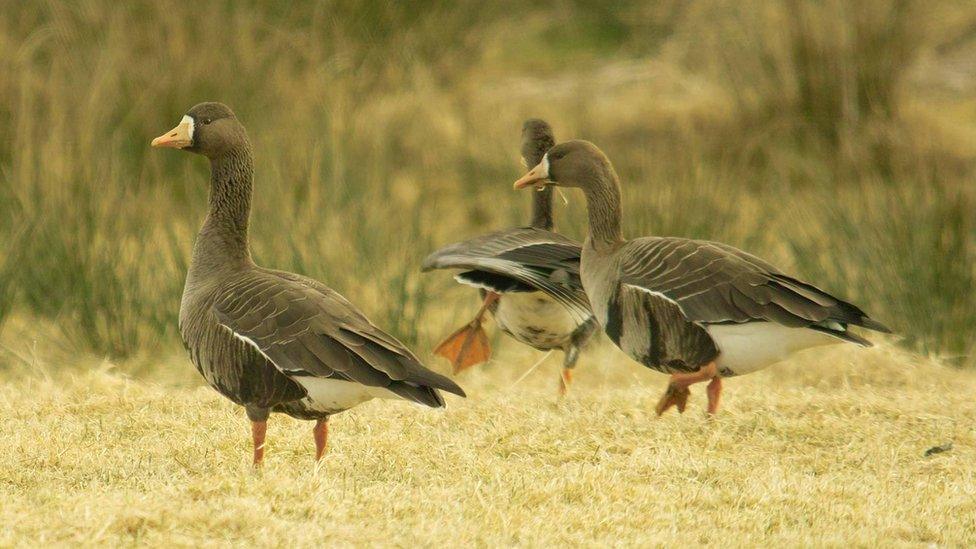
[617, 237, 890, 343]
[212, 268, 465, 407]
[421, 227, 591, 323]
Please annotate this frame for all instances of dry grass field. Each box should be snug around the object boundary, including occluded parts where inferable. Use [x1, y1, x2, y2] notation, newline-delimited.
[2, 0, 976, 546]
[2, 340, 974, 546]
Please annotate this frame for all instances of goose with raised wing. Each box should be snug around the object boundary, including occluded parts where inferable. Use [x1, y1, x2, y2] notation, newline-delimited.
[422, 120, 597, 395]
[152, 103, 464, 465]
[513, 140, 890, 414]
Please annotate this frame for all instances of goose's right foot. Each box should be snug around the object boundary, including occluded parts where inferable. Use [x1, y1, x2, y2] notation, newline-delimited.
[655, 384, 690, 415]
[655, 362, 719, 416]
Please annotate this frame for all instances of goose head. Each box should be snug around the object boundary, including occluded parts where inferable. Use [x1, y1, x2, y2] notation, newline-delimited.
[513, 139, 614, 192]
[151, 102, 248, 158]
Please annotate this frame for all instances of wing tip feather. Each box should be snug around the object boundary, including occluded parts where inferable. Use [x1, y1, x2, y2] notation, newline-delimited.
[857, 316, 892, 334]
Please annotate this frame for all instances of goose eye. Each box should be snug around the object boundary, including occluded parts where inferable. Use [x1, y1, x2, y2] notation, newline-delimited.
[201, 118, 213, 125]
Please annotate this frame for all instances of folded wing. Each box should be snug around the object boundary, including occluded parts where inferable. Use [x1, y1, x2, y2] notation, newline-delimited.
[617, 237, 890, 344]
[213, 268, 465, 407]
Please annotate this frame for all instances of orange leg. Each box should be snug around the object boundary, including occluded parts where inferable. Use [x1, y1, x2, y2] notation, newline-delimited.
[251, 420, 267, 466]
[313, 418, 330, 461]
[705, 376, 722, 415]
[558, 368, 573, 397]
[433, 292, 499, 373]
[655, 362, 720, 416]
[481, 291, 500, 311]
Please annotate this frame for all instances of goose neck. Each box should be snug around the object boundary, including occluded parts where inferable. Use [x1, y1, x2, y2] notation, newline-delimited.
[195, 147, 255, 270]
[529, 187, 555, 230]
[582, 169, 625, 253]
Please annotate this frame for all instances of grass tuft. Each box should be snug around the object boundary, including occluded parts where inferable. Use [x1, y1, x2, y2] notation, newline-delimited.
[1, 342, 974, 545]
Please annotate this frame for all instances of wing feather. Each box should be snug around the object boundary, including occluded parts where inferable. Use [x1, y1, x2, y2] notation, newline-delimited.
[618, 237, 890, 336]
[422, 227, 592, 323]
[213, 269, 465, 406]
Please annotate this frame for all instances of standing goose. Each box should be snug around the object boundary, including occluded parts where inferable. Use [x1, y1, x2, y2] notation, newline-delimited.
[151, 102, 464, 465]
[513, 140, 890, 414]
[422, 119, 597, 395]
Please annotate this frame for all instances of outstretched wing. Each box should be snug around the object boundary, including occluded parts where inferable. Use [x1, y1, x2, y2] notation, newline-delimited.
[422, 227, 591, 323]
[617, 237, 890, 343]
[213, 268, 465, 407]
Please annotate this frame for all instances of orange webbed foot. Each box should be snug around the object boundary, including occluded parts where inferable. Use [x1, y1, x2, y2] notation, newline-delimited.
[655, 383, 691, 416]
[433, 322, 492, 374]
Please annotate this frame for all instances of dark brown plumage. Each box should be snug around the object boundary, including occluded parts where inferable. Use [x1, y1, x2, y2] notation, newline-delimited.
[514, 139, 890, 414]
[153, 102, 464, 465]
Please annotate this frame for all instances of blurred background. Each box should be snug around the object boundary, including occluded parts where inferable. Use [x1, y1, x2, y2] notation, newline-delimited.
[0, 0, 974, 375]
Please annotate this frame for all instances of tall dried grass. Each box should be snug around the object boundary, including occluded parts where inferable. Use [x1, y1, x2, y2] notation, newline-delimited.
[0, 0, 973, 365]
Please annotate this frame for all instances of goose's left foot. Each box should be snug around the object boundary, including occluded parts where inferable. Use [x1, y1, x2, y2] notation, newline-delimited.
[655, 362, 719, 416]
[313, 418, 329, 461]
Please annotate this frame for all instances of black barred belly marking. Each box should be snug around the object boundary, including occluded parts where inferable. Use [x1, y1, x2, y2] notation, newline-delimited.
[182, 317, 305, 410]
[604, 288, 719, 375]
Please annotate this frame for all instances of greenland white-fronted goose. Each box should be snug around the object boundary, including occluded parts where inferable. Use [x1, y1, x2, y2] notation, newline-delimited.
[422, 119, 597, 395]
[513, 140, 891, 414]
[151, 103, 464, 465]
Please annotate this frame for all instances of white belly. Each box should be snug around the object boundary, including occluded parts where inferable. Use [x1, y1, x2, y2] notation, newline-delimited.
[493, 292, 578, 349]
[292, 376, 398, 413]
[707, 323, 840, 376]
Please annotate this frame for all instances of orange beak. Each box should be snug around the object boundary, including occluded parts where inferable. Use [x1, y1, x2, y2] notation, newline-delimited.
[513, 157, 550, 190]
[151, 115, 194, 149]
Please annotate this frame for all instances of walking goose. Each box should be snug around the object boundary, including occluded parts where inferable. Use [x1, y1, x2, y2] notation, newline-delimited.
[513, 140, 890, 414]
[151, 102, 464, 465]
[422, 119, 597, 395]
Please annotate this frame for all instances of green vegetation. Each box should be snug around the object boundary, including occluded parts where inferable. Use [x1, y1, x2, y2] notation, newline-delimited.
[0, 0, 974, 363]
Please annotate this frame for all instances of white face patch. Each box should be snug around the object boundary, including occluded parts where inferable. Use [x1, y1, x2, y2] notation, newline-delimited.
[181, 114, 195, 142]
[533, 153, 551, 191]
